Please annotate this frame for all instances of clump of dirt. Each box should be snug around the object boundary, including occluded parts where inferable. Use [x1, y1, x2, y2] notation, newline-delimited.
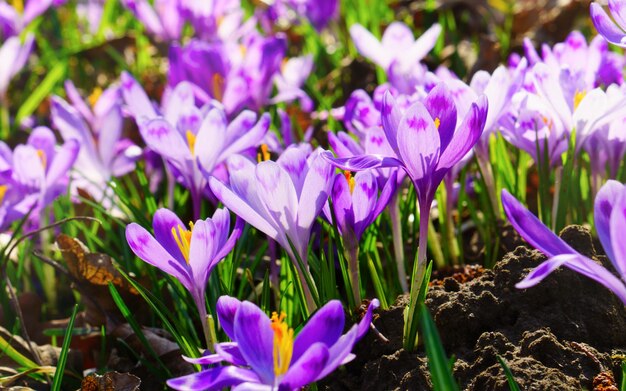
[321, 225, 626, 390]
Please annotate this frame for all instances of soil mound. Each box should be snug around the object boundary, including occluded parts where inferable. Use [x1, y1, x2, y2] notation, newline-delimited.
[321, 225, 626, 390]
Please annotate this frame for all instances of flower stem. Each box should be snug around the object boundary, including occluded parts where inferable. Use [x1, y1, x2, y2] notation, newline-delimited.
[345, 244, 361, 305]
[196, 298, 213, 351]
[416, 200, 431, 287]
[389, 193, 408, 292]
[191, 188, 202, 221]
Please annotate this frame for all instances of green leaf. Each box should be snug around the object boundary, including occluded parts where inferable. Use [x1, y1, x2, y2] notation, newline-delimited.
[497, 355, 521, 391]
[51, 304, 78, 391]
[15, 61, 66, 124]
[418, 303, 459, 391]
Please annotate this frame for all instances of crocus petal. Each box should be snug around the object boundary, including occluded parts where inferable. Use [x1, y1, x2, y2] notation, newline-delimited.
[405, 23, 442, 64]
[516, 254, 626, 305]
[220, 113, 270, 161]
[609, 0, 626, 32]
[182, 352, 225, 365]
[292, 300, 345, 363]
[297, 152, 334, 233]
[349, 24, 389, 68]
[381, 91, 402, 156]
[50, 96, 97, 157]
[256, 161, 299, 239]
[125, 223, 192, 291]
[423, 83, 457, 151]
[212, 216, 244, 262]
[120, 71, 158, 121]
[437, 95, 488, 171]
[195, 108, 227, 174]
[280, 343, 329, 390]
[352, 171, 378, 236]
[152, 208, 187, 266]
[216, 295, 242, 341]
[139, 118, 190, 164]
[356, 298, 380, 340]
[45, 139, 80, 185]
[98, 104, 124, 169]
[594, 180, 624, 270]
[214, 342, 248, 366]
[315, 327, 358, 380]
[322, 152, 403, 172]
[12, 145, 44, 187]
[233, 301, 275, 385]
[609, 188, 626, 280]
[23, 0, 53, 25]
[231, 383, 271, 391]
[167, 366, 260, 391]
[396, 101, 441, 181]
[501, 190, 576, 257]
[188, 219, 218, 291]
[381, 22, 415, 58]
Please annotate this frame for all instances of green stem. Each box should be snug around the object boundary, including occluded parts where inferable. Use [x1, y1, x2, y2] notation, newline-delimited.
[389, 193, 408, 292]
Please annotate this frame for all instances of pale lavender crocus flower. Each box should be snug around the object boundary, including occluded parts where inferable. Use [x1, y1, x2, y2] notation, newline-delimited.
[180, 0, 244, 41]
[323, 170, 396, 304]
[270, 55, 314, 112]
[121, 72, 270, 219]
[502, 181, 626, 306]
[126, 208, 243, 346]
[0, 0, 63, 37]
[167, 296, 379, 391]
[350, 22, 441, 94]
[50, 82, 141, 205]
[0, 126, 79, 230]
[0, 33, 34, 101]
[209, 145, 335, 311]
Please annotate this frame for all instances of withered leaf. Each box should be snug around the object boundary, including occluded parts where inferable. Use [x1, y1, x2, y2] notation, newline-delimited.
[80, 371, 140, 391]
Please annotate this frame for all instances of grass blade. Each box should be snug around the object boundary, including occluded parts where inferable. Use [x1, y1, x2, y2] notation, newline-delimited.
[497, 355, 521, 391]
[51, 304, 78, 391]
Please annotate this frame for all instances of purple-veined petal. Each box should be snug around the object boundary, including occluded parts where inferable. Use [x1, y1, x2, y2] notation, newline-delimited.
[164, 81, 195, 126]
[50, 96, 97, 157]
[516, 253, 626, 305]
[212, 216, 244, 262]
[292, 300, 345, 363]
[352, 171, 378, 237]
[424, 83, 457, 151]
[381, 22, 414, 60]
[125, 223, 192, 291]
[280, 343, 329, 390]
[195, 108, 227, 174]
[233, 301, 275, 384]
[98, 103, 123, 169]
[396, 101, 441, 181]
[405, 23, 442, 64]
[220, 113, 270, 162]
[139, 118, 190, 164]
[12, 145, 45, 188]
[214, 342, 247, 366]
[256, 161, 299, 238]
[182, 352, 224, 365]
[609, 0, 626, 32]
[438, 95, 488, 171]
[594, 180, 625, 272]
[166, 365, 259, 391]
[501, 189, 576, 257]
[152, 208, 187, 266]
[381, 91, 402, 156]
[120, 71, 158, 121]
[188, 219, 218, 290]
[277, 144, 311, 196]
[216, 295, 242, 341]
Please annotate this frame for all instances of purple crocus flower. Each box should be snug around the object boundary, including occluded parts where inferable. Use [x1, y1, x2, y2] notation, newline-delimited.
[50, 82, 141, 205]
[350, 22, 441, 94]
[0, 126, 79, 230]
[0, 33, 34, 100]
[0, 0, 62, 37]
[323, 170, 396, 303]
[270, 55, 314, 112]
[167, 296, 380, 390]
[125, 208, 243, 344]
[324, 83, 488, 284]
[121, 0, 184, 41]
[180, 0, 245, 41]
[590, 1, 626, 48]
[121, 72, 270, 219]
[209, 145, 334, 311]
[502, 181, 626, 305]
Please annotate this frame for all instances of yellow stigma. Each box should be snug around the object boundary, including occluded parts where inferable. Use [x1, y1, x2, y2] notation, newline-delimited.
[212, 74, 224, 102]
[171, 222, 194, 264]
[257, 144, 270, 163]
[344, 171, 356, 195]
[0, 185, 7, 205]
[88, 87, 103, 108]
[37, 149, 47, 168]
[434, 117, 441, 130]
[270, 312, 294, 377]
[186, 130, 197, 155]
[239, 44, 247, 58]
[573, 90, 586, 110]
[10, 0, 23, 14]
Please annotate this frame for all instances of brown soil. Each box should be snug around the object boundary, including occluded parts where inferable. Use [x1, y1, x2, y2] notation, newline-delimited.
[321, 225, 626, 390]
